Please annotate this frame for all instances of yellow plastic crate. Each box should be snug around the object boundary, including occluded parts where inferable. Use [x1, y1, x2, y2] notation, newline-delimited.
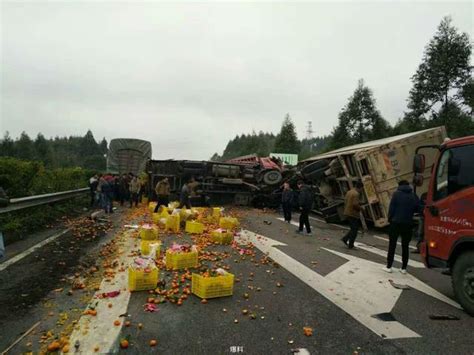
[140, 226, 159, 240]
[185, 221, 204, 234]
[148, 202, 157, 213]
[158, 206, 170, 217]
[128, 266, 159, 291]
[169, 201, 180, 209]
[211, 229, 233, 244]
[165, 249, 198, 270]
[141, 240, 161, 258]
[165, 215, 180, 233]
[219, 217, 239, 230]
[191, 272, 234, 299]
[212, 207, 222, 222]
[152, 213, 161, 224]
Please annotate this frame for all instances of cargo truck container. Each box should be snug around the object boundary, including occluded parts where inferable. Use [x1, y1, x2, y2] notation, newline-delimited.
[299, 127, 447, 227]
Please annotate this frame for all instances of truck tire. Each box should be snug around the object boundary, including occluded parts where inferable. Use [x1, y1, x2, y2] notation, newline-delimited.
[452, 251, 474, 316]
[261, 170, 282, 186]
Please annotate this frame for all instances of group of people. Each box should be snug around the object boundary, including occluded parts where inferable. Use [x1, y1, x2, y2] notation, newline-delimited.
[281, 179, 420, 274]
[280, 180, 314, 235]
[151, 176, 200, 213]
[88, 173, 145, 213]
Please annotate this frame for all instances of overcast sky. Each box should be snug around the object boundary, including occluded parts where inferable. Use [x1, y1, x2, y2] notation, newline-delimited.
[1, 1, 472, 160]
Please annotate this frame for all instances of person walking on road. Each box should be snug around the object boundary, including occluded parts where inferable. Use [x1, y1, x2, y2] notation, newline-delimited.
[296, 180, 312, 235]
[129, 175, 141, 208]
[383, 180, 420, 274]
[179, 178, 192, 209]
[281, 182, 293, 223]
[341, 181, 364, 249]
[154, 177, 171, 212]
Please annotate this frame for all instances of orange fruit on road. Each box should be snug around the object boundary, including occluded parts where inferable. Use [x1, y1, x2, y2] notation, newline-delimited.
[113, 320, 121, 326]
[47, 341, 61, 352]
[120, 339, 129, 349]
[149, 339, 157, 347]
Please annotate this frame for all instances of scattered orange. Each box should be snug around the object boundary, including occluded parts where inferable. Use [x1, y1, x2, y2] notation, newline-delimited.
[113, 320, 121, 326]
[303, 327, 313, 336]
[120, 339, 129, 349]
[47, 341, 61, 352]
[149, 339, 158, 347]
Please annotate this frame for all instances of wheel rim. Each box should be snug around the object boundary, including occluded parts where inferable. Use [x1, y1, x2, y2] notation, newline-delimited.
[463, 266, 474, 301]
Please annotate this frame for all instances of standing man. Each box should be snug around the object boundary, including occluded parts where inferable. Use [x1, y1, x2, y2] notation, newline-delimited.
[88, 174, 99, 207]
[129, 175, 141, 208]
[296, 180, 312, 235]
[281, 182, 293, 223]
[179, 178, 192, 209]
[341, 181, 364, 249]
[154, 177, 171, 212]
[383, 180, 419, 274]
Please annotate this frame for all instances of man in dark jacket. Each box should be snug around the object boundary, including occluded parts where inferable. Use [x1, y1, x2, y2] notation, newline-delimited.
[281, 182, 293, 223]
[296, 180, 313, 235]
[383, 180, 420, 274]
[179, 178, 193, 209]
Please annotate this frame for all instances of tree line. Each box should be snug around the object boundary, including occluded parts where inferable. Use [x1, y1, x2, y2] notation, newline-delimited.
[214, 16, 473, 159]
[0, 130, 107, 170]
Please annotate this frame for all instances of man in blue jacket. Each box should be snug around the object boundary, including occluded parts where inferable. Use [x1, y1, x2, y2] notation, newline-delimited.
[383, 180, 420, 274]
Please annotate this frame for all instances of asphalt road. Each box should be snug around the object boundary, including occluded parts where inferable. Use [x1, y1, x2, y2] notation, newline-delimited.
[0, 206, 472, 355]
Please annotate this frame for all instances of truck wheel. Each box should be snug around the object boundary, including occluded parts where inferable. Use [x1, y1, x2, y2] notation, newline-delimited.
[452, 251, 474, 316]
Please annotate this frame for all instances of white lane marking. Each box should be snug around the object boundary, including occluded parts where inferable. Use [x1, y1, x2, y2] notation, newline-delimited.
[310, 216, 349, 230]
[276, 217, 420, 266]
[69, 230, 137, 354]
[354, 242, 425, 268]
[0, 229, 69, 272]
[373, 235, 417, 251]
[236, 230, 460, 340]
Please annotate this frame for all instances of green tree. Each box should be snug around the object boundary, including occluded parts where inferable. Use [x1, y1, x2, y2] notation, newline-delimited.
[401, 16, 472, 135]
[15, 131, 34, 160]
[273, 114, 300, 154]
[0, 132, 16, 157]
[330, 79, 391, 149]
[34, 133, 53, 166]
[210, 153, 221, 161]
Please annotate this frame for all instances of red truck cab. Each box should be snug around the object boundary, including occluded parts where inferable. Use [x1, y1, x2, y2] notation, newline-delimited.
[414, 136, 474, 315]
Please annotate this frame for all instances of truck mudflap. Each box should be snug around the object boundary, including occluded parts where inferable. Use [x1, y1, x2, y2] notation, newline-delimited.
[420, 241, 430, 267]
[422, 241, 449, 268]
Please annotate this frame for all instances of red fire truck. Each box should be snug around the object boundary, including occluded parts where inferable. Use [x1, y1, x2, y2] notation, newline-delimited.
[414, 135, 474, 315]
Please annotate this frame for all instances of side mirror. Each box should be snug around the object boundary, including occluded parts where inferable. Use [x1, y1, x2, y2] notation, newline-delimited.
[413, 174, 424, 187]
[413, 154, 426, 174]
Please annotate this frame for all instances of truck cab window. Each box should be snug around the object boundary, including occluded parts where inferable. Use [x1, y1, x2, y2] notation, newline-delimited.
[434, 145, 474, 201]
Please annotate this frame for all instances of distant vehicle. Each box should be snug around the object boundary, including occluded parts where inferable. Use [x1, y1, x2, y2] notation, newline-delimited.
[414, 135, 474, 315]
[298, 127, 447, 227]
[107, 138, 152, 175]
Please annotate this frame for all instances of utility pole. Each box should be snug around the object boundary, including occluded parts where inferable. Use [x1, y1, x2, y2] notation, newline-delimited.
[306, 121, 314, 140]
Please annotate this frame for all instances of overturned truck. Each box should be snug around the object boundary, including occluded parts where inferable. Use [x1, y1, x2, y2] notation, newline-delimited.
[146, 157, 290, 207]
[299, 127, 447, 227]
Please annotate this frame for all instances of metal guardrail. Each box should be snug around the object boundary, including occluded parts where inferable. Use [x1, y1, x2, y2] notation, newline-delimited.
[0, 188, 89, 214]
